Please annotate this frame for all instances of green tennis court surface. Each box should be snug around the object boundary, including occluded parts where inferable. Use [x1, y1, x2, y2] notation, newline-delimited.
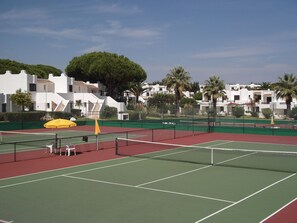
[0, 140, 296, 223]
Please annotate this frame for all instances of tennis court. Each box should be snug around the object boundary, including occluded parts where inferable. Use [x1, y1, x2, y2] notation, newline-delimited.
[0, 128, 150, 163]
[1, 138, 296, 223]
[0, 130, 129, 154]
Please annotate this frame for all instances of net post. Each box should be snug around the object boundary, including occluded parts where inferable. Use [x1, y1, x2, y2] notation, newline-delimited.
[96, 135, 99, 150]
[55, 133, 58, 153]
[211, 148, 214, 165]
[152, 129, 154, 142]
[174, 125, 176, 139]
[14, 143, 17, 162]
[115, 138, 119, 155]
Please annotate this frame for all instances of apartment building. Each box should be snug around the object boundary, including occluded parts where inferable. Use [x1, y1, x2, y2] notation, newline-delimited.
[1, 70, 295, 119]
[0, 70, 126, 118]
[135, 82, 296, 119]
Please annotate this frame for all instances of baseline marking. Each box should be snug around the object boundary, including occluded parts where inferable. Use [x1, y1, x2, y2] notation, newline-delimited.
[194, 173, 296, 223]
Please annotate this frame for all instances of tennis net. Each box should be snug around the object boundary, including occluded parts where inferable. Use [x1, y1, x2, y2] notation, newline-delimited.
[115, 138, 297, 173]
[0, 130, 57, 144]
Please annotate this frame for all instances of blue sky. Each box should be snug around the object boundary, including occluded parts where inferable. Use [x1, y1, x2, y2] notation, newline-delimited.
[1, 0, 297, 84]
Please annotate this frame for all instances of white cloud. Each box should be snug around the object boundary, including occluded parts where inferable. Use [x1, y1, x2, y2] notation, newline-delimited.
[21, 27, 89, 41]
[0, 9, 48, 20]
[101, 20, 161, 39]
[191, 46, 276, 59]
[88, 3, 141, 14]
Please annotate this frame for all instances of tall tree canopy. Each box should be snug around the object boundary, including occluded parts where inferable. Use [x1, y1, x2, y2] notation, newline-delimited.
[0, 59, 62, 78]
[65, 52, 147, 99]
[10, 89, 32, 111]
[162, 66, 191, 115]
[203, 75, 226, 113]
[273, 73, 297, 113]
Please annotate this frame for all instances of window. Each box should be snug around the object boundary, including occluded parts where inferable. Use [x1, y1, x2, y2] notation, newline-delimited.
[234, 95, 240, 100]
[29, 83, 36, 91]
[69, 85, 73, 92]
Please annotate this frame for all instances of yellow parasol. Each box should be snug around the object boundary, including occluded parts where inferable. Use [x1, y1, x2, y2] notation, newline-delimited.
[95, 119, 101, 135]
[44, 118, 77, 128]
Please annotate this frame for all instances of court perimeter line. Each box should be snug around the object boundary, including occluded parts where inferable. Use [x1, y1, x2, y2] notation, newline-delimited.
[63, 175, 235, 204]
[259, 197, 297, 223]
[0, 175, 61, 189]
[194, 173, 296, 223]
[0, 220, 13, 223]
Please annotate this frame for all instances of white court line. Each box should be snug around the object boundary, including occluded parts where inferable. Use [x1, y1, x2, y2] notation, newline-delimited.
[0, 220, 14, 223]
[0, 140, 226, 181]
[0, 158, 146, 189]
[136, 141, 253, 188]
[0, 175, 61, 189]
[136, 165, 212, 187]
[259, 197, 297, 223]
[194, 173, 296, 223]
[63, 175, 234, 204]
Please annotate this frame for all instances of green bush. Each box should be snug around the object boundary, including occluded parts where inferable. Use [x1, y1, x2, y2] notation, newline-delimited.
[147, 106, 160, 117]
[289, 107, 297, 120]
[71, 109, 81, 117]
[2, 112, 47, 121]
[128, 110, 147, 120]
[246, 111, 259, 118]
[100, 106, 117, 119]
[232, 106, 244, 118]
[261, 108, 273, 119]
[0, 113, 4, 121]
[49, 112, 72, 119]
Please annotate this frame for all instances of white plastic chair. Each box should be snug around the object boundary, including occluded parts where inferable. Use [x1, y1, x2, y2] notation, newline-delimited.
[46, 144, 55, 153]
[65, 144, 76, 156]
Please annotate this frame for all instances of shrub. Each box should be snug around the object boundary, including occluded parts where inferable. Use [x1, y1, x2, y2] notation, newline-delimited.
[128, 110, 146, 120]
[100, 106, 117, 119]
[262, 108, 273, 119]
[289, 107, 297, 120]
[49, 112, 72, 119]
[246, 111, 259, 118]
[3, 111, 46, 121]
[232, 106, 244, 118]
[71, 109, 81, 117]
[0, 113, 4, 121]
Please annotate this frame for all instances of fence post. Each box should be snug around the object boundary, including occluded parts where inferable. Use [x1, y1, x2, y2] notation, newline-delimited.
[115, 138, 118, 155]
[14, 143, 17, 162]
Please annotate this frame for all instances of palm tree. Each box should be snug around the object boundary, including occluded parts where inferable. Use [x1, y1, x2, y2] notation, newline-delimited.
[260, 82, 271, 90]
[203, 75, 226, 114]
[273, 73, 297, 114]
[129, 81, 150, 103]
[162, 66, 191, 115]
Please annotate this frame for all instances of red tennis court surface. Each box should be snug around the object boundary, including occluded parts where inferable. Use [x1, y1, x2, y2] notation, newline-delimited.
[263, 198, 297, 223]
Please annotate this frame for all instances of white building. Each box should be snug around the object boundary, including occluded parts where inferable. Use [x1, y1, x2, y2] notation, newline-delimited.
[127, 82, 296, 119]
[0, 70, 126, 118]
